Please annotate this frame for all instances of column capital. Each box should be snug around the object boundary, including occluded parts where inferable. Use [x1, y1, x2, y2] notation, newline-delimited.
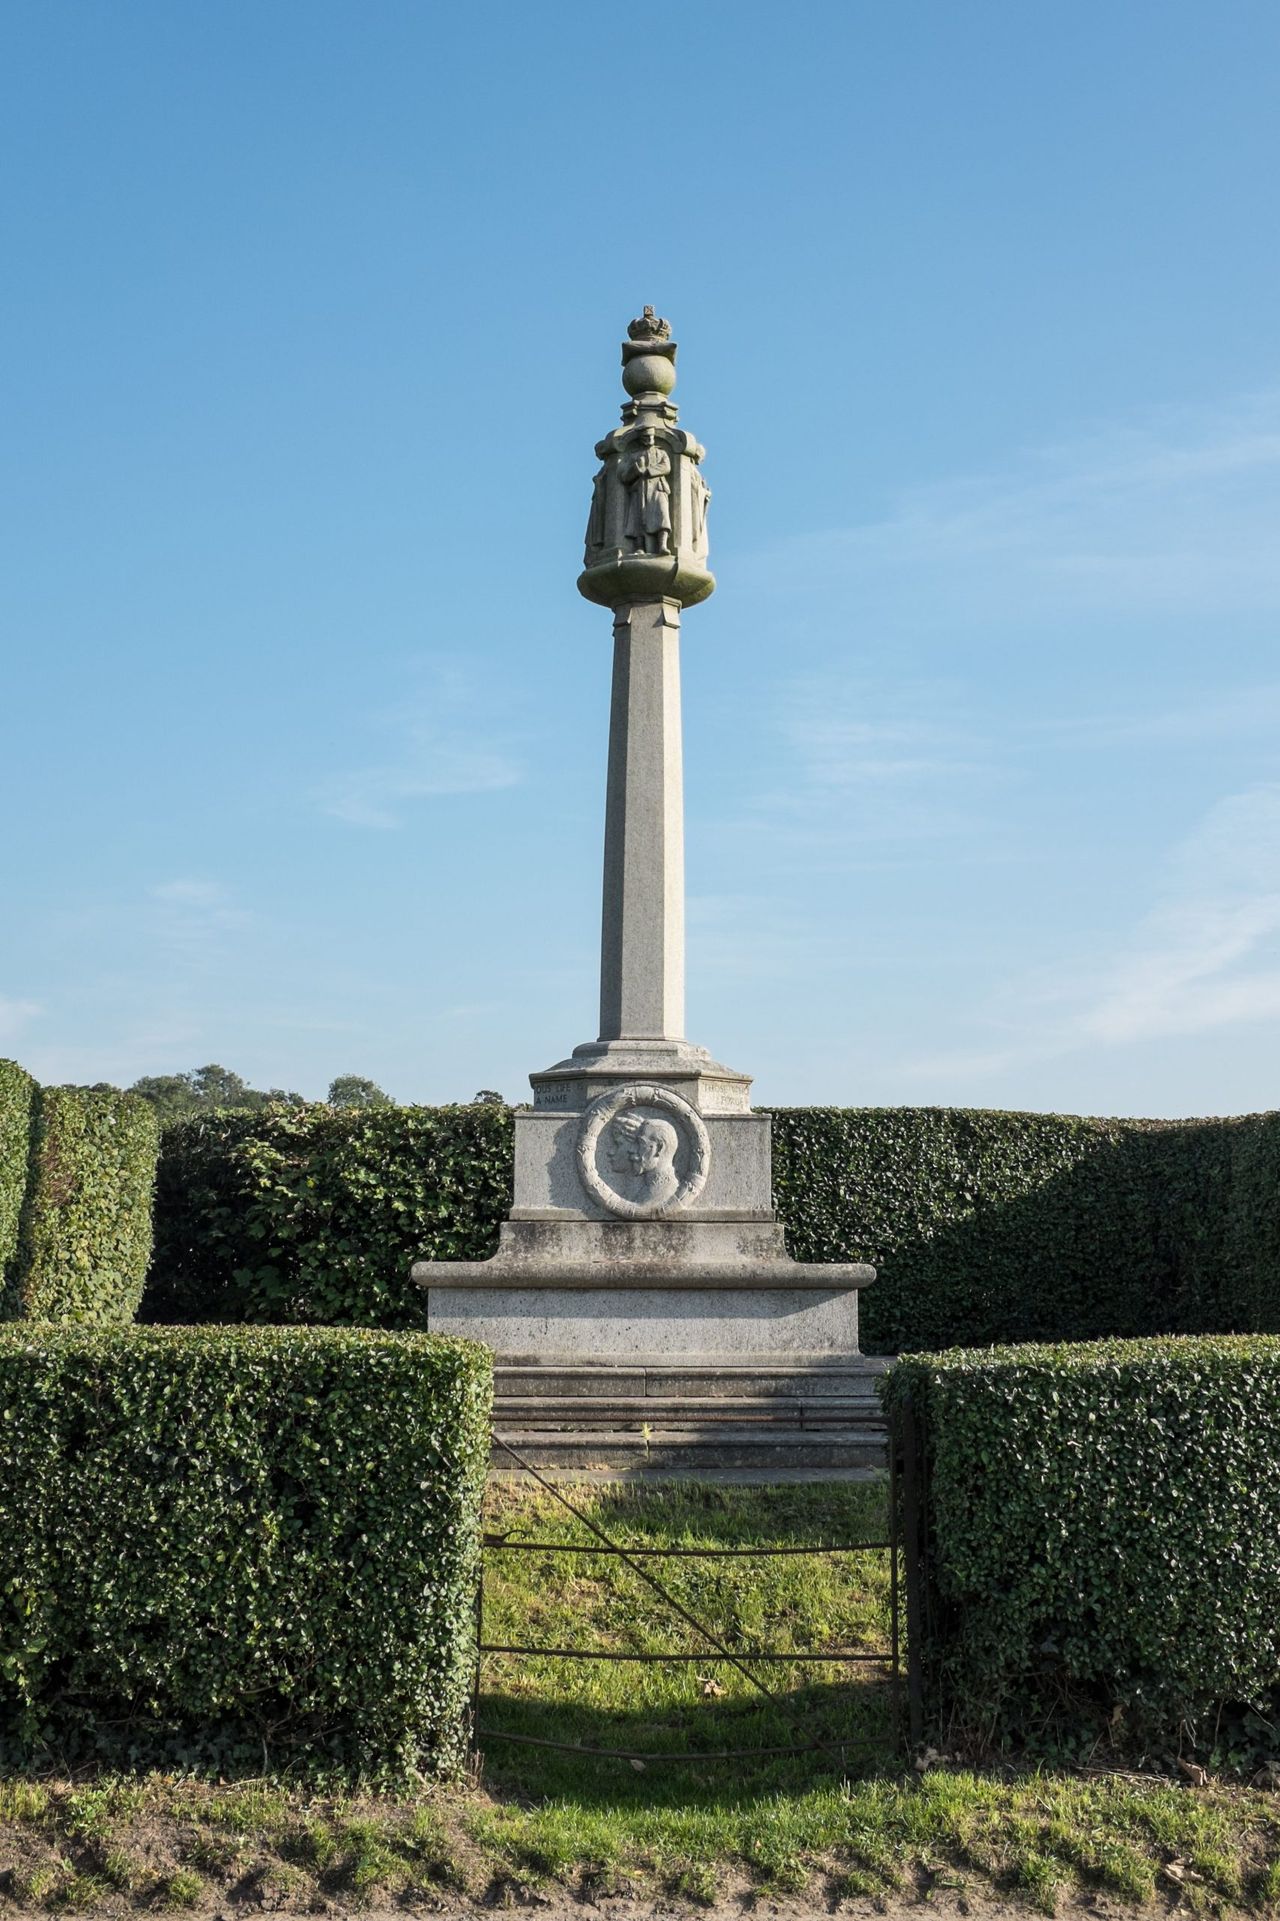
[578, 311, 715, 611]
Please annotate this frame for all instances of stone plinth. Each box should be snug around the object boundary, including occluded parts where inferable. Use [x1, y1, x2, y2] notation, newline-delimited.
[412, 1092, 874, 1365]
[419, 1283, 864, 1367]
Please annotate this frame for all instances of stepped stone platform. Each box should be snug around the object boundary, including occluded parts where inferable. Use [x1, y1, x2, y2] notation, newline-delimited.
[489, 1358, 891, 1482]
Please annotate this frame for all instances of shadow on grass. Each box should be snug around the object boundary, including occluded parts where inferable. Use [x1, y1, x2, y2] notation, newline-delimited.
[477, 1673, 901, 1809]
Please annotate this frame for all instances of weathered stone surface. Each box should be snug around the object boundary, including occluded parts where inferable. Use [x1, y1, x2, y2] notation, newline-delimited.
[512, 1106, 772, 1220]
[598, 600, 685, 1043]
[492, 1361, 890, 1399]
[490, 1217, 793, 1266]
[422, 1283, 861, 1363]
[529, 1036, 752, 1113]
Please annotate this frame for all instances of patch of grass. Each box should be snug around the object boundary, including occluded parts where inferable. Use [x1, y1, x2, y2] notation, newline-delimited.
[49, 1869, 113, 1911]
[1252, 1856, 1280, 1907]
[198, 1784, 289, 1836]
[313, 1815, 405, 1895]
[400, 1804, 467, 1890]
[829, 1863, 886, 1900]
[0, 1780, 51, 1823]
[63, 1782, 146, 1842]
[179, 1825, 241, 1875]
[256, 1862, 306, 1905]
[11, 1865, 60, 1904]
[667, 1858, 719, 1905]
[157, 1867, 205, 1908]
[100, 1846, 142, 1893]
[1006, 1844, 1063, 1915]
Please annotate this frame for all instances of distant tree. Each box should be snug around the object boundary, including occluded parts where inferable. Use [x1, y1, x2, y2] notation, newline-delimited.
[327, 1074, 392, 1109]
[128, 1064, 305, 1122]
[472, 1089, 506, 1105]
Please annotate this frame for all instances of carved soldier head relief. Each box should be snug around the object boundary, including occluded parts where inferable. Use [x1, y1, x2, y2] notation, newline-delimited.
[576, 1082, 710, 1220]
[610, 1112, 681, 1209]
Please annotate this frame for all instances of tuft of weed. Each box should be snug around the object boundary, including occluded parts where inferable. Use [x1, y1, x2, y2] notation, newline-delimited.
[0, 1780, 51, 1824]
[330, 1816, 403, 1895]
[668, 1859, 718, 1906]
[401, 1806, 467, 1891]
[158, 1866, 206, 1908]
[829, 1864, 885, 1900]
[49, 1870, 112, 1912]
[1008, 1849, 1061, 1915]
[201, 1786, 289, 1836]
[62, 1783, 148, 1843]
[257, 1862, 307, 1905]
[100, 1846, 142, 1893]
[181, 1825, 241, 1875]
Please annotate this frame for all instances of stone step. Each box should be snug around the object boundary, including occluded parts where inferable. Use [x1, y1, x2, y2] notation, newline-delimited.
[493, 1360, 889, 1401]
[492, 1394, 885, 1430]
[492, 1426, 888, 1472]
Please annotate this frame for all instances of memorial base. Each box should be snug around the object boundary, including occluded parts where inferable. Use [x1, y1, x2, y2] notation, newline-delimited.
[411, 1229, 879, 1477]
[413, 1221, 873, 1367]
[420, 1281, 862, 1365]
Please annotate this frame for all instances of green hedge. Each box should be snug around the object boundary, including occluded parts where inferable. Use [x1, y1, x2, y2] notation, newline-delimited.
[145, 1102, 512, 1327]
[884, 1336, 1280, 1762]
[0, 1324, 491, 1778]
[143, 1103, 1280, 1351]
[770, 1106, 1280, 1352]
[10, 1085, 160, 1323]
[0, 1061, 36, 1307]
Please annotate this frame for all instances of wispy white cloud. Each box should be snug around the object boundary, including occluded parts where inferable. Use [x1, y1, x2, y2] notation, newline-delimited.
[0, 995, 41, 1045]
[1077, 787, 1280, 1045]
[724, 672, 1010, 869]
[320, 663, 523, 828]
[753, 390, 1280, 627]
[1045, 681, 1280, 750]
[148, 878, 249, 954]
[905, 785, 1280, 1084]
[779, 676, 986, 789]
[688, 894, 843, 981]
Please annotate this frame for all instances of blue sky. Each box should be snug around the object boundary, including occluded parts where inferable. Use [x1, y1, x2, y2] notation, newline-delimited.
[2, 2, 1279, 1118]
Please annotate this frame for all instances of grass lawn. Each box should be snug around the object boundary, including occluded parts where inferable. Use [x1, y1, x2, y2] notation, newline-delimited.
[3, 1480, 1280, 1914]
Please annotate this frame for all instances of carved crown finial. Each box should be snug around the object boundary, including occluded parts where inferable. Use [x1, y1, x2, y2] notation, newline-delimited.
[628, 305, 671, 344]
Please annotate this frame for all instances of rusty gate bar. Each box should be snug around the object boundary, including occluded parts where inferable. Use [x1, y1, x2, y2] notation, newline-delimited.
[482, 1644, 891, 1663]
[483, 1538, 887, 1557]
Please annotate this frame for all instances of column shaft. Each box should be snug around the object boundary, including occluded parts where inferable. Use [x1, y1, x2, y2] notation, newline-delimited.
[598, 599, 685, 1041]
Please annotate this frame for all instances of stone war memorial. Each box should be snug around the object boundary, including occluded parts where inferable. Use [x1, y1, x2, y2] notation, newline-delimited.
[414, 311, 883, 1472]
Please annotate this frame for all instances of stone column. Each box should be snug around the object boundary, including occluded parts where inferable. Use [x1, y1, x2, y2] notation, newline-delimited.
[412, 307, 876, 1364]
[599, 598, 685, 1042]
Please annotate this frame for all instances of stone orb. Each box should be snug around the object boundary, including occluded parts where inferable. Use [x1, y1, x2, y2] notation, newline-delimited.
[622, 353, 677, 398]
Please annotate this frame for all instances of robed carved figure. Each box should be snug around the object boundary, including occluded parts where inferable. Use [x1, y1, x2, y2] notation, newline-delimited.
[622, 428, 672, 556]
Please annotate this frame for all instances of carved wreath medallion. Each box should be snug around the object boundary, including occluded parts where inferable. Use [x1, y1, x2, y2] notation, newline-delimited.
[575, 1082, 711, 1221]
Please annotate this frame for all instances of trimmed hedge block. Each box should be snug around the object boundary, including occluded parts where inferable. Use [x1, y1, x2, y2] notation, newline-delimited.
[885, 1336, 1280, 1758]
[12, 1085, 160, 1323]
[0, 1060, 36, 1307]
[773, 1105, 1280, 1350]
[147, 1101, 513, 1327]
[0, 1324, 491, 1778]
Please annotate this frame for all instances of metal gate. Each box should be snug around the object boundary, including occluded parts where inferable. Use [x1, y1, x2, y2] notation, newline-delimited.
[472, 1432, 916, 1768]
